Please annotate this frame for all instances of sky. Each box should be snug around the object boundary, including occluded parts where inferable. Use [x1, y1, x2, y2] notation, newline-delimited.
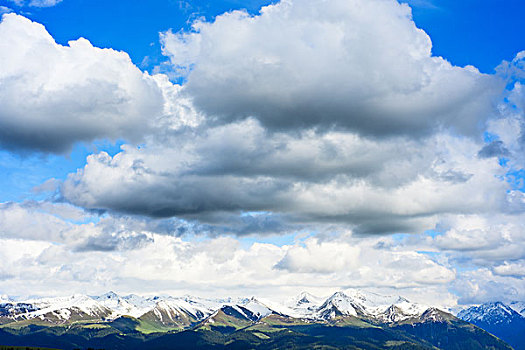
[0, 0, 524, 307]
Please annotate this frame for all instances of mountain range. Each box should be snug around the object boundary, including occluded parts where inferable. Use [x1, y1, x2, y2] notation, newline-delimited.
[0, 290, 518, 349]
[458, 301, 525, 350]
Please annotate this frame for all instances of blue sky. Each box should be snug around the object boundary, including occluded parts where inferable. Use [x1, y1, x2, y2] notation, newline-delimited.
[409, 0, 525, 72]
[0, 0, 524, 304]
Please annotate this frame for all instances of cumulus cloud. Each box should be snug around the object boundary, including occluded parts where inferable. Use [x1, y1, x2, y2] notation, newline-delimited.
[0, 14, 170, 153]
[0, 201, 83, 243]
[60, 118, 511, 234]
[493, 261, 525, 278]
[453, 268, 525, 305]
[57, 43, 525, 237]
[428, 214, 525, 265]
[387, 212, 525, 303]
[0, 201, 153, 251]
[161, 0, 501, 136]
[0, 201, 514, 305]
[275, 238, 360, 273]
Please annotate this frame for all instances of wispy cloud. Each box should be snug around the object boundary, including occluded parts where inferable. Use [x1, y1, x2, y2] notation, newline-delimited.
[8, 0, 63, 8]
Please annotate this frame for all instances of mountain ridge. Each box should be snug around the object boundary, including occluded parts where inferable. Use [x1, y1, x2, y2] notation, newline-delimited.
[0, 290, 516, 350]
[0, 290, 436, 325]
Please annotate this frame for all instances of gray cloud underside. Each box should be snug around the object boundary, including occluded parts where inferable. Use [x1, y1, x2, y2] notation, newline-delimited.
[60, 118, 513, 234]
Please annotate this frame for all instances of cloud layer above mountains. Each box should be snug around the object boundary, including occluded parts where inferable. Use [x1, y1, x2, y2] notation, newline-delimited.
[0, 201, 457, 304]
[0, 0, 525, 305]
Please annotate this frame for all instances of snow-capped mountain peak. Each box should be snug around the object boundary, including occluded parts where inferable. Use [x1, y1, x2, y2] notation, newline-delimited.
[92, 292, 154, 319]
[238, 297, 273, 319]
[419, 308, 453, 323]
[458, 302, 524, 325]
[317, 292, 362, 319]
[509, 301, 525, 317]
[0, 290, 450, 326]
[311, 290, 428, 323]
[98, 291, 119, 299]
[294, 291, 319, 305]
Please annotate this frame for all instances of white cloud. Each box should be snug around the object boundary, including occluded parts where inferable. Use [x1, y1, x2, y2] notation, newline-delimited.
[161, 0, 501, 136]
[1, 201, 521, 306]
[0, 226, 457, 305]
[0, 201, 83, 243]
[396, 212, 525, 303]
[430, 214, 525, 262]
[275, 238, 360, 273]
[493, 261, 525, 278]
[453, 268, 525, 304]
[0, 14, 182, 153]
[0, 201, 153, 251]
